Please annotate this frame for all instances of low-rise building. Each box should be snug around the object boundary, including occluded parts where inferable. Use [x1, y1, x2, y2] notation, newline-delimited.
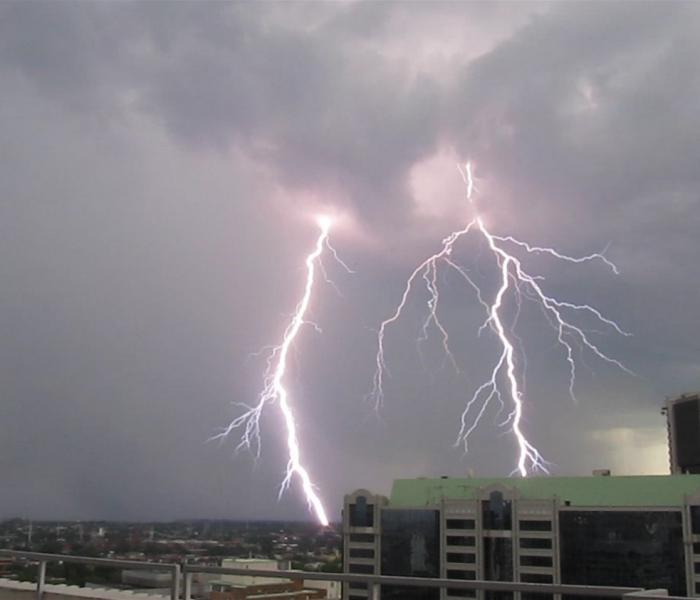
[211, 558, 326, 600]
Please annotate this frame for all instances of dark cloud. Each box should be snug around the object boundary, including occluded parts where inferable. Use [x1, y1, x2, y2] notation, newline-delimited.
[0, 1, 698, 521]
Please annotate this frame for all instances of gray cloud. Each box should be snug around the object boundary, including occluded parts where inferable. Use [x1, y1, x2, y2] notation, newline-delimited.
[0, 1, 698, 521]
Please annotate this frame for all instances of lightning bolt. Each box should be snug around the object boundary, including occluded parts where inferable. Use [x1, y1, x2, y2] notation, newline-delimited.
[369, 163, 630, 476]
[213, 216, 347, 526]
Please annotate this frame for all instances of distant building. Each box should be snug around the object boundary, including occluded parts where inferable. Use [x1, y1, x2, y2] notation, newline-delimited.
[214, 559, 281, 587]
[211, 558, 326, 600]
[122, 571, 172, 588]
[343, 474, 700, 600]
[303, 580, 341, 600]
[666, 393, 700, 474]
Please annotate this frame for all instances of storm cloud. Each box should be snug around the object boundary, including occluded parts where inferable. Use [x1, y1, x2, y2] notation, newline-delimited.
[0, 1, 698, 521]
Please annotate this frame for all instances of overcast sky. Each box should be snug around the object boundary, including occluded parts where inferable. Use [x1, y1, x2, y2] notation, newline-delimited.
[1, 1, 699, 523]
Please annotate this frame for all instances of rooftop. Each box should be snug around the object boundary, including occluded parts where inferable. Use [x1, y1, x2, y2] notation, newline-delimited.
[0, 578, 167, 600]
[221, 559, 277, 565]
[388, 474, 700, 508]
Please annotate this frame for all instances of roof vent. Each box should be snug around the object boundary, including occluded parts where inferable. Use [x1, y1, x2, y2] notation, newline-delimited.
[593, 469, 611, 476]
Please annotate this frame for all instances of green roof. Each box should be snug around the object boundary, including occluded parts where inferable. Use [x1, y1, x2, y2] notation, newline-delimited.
[388, 475, 700, 508]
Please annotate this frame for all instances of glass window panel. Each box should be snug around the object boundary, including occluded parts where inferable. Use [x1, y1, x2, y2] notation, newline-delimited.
[520, 574, 553, 584]
[349, 533, 374, 543]
[446, 570, 476, 580]
[447, 553, 476, 564]
[482, 491, 512, 530]
[519, 520, 552, 532]
[381, 586, 438, 600]
[559, 511, 685, 596]
[380, 509, 440, 600]
[691, 506, 700, 535]
[447, 590, 476, 598]
[349, 496, 374, 528]
[520, 555, 553, 567]
[349, 548, 374, 559]
[483, 538, 513, 582]
[672, 399, 700, 472]
[349, 563, 374, 575]
[485, 593, 513, 600]
[348, 583, 367, 590]
[447, 536, 475, 547]
[520, 538, 552, 549]
[348, 563, 374, 575]
[447, 519, 475, 530]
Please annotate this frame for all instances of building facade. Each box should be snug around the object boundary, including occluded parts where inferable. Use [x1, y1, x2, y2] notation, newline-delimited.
[343, 475, 700, 600]
[211, 558, 327, 600]
[211, 578, 325, 600]
[666, 393, 700, 474]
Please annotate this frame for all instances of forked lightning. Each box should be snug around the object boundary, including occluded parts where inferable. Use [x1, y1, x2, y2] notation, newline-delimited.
[213, 216, 349, 526]
[369, 163, 631, 476]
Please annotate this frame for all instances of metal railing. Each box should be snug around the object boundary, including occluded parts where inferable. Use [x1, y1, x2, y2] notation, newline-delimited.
[0, 550, 690, 600]
[0, 550, 180, 600]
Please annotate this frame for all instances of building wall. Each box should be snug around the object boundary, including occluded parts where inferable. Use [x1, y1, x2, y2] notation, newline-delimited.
[344, 482, 700, 600]
[666, 394, 700, 474]
[218, 559, 281, 587]
[343, 489, 386, 600]
[304, 580, 341, 600]
[211, 578, 326, 600]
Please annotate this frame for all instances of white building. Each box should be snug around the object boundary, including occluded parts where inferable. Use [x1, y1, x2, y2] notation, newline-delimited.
[211, 558, 289, 591]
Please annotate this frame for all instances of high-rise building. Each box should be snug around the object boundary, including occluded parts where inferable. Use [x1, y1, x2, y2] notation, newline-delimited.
[343, 474, 700, 600]
[665, 393, 700, 474]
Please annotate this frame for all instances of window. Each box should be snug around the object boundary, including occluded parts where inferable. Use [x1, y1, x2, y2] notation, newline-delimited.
[350, 496, 374, 528]
[349, 563, 374, 574]
[520, 537, 552, 549]
[519, 520, 551, 532]
[520, 573, 553, 584]
[483, 538, 513, 582]
[447, 553, 476, 564]
[691, 506, 700, 535]
[381, 586, 438, 600]
[447, 590, 475, 598]
[694, 542, 700, 554]
[380, 509, 440, 579]
[446, 535, 475, 547]
[447, 570, 476, 580]
[482, 491, 512, 530]
[672, 399, 700, 472]
[559, 510, 685, 596]
[349, 548, 375, 559]
[520, 555, 553, 568]
[446, 519, 475, 530]
[350, 533, 374, 543]
[348, 583, 367, 590]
